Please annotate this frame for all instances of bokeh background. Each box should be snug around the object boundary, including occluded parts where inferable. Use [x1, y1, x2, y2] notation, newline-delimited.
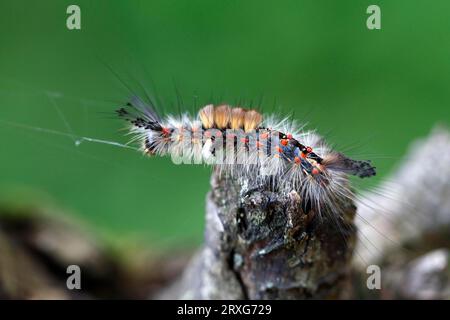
[1, 0, 449, 248]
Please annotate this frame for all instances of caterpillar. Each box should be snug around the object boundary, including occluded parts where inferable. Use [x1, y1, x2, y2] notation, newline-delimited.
[117, 97, 376, 218]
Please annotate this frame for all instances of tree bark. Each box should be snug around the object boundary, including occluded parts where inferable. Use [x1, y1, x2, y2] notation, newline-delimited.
[353, 126, 450, 299]
[157, 169, 357, 299]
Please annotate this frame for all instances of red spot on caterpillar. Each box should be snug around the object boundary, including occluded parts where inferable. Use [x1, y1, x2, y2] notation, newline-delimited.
[162, 127, 170, 136]
[306, 146, 313, 153]
[260, 132, 269, 139]
[256, 141, 263, 148]
[276, 146, 283, 153]
[287, 133, 293, 139]
[294, 157, 301, 164]
[300, 152, 307, 159]
[240, 137, 249, 144]
[280, 139, 288, 146]
[312, 168, 319, 175]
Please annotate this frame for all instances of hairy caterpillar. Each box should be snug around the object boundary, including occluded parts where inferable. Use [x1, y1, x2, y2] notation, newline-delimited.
[117, 97, 376, 219]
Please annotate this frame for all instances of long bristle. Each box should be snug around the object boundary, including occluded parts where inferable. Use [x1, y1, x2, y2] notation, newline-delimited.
[322, 152, 376, 178]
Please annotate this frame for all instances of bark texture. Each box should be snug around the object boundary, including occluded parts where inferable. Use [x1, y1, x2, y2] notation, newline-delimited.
[157, 169, 357, 299]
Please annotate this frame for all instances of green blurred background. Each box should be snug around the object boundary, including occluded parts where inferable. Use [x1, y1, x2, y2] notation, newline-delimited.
[0, 0, 449, 247]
